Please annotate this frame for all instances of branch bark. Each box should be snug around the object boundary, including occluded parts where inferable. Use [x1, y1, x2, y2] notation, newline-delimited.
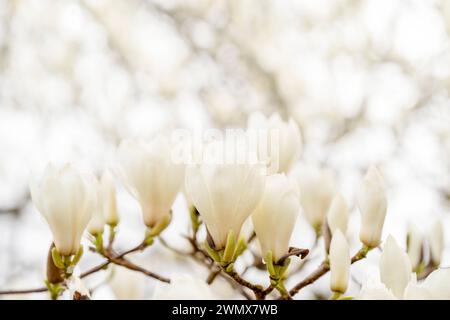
[288, 246, 371, 298]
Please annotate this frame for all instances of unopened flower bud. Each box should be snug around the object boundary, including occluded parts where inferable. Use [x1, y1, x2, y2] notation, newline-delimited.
[100, 169, 119, 226]
[247, 112, 302, 174]
[327, 193, 349, 235]
[329, 230, 350, 294]
[429, 221, 444, 266]
[87, 178, 105, 236]
[118, 136, 184, 229]
[185, 159, 265, 250]
[296, 165, 336, 232]
[252, 174, 299, 263]
[406, 223, 423, 271]
[30, 163, 95, 256]
[357, 166, 387, 248]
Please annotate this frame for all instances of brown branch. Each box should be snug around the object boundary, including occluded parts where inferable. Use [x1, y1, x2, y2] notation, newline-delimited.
[0, 286, 48, 295]
[103, 249, 170, 283]
[223, 269, 271, 300]
[288, 246, 371, 298]
[0, 241, 156, 296]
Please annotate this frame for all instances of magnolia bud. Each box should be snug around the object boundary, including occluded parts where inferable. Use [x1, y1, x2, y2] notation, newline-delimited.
[87, 178, 105, 236]
[185, 161, 265, 250]
[100, 170, 119, 226]
[406, 223, 423, 271]
[379, 235, 412, 299]
[327, 193, 349, 235]
[296, 165, 336, 232]
[429, 221, 444, 266]
[118, 136, 184, 229]
[357, 166, 387, 248]
[247, 112, 302, 174]
[252, 174, 299, 263]
[30, 163, 95, 256]
[329, 230, 350, 294]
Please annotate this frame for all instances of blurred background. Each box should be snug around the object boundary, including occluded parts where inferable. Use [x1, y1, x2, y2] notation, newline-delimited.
[0, 0, 449, 299]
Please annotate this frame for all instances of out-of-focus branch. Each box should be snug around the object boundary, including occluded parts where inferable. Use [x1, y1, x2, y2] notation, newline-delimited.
[0, 193, 29, 215]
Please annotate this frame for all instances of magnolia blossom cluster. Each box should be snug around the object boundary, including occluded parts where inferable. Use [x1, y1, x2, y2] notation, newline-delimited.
[25, 112, 448, 300]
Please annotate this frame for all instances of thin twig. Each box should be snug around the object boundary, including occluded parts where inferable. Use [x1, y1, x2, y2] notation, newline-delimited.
[288, 246, 371, 298]
[0, 241, 156, 295]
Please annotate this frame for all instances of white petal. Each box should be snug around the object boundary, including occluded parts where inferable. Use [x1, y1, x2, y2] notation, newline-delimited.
[379, 235, 412, 299]
[252, 174, 299, 262]
[296, 165, 336, 229]
[404, 280, 434, 300]
[327, 193, 349, 235]
[357, 165, 387, 248]
[100, 169, 119, 226]
[420, 268, 450, 299]
[30, 163, 93, 256]
[329, 230, 350, 293]
[117, 137, 184, 227]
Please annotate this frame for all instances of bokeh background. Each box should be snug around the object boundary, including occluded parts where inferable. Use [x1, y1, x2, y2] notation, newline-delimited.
[0, 0, 449, 299]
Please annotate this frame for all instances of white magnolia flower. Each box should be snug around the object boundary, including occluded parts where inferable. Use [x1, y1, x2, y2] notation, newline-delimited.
[117, 136, 185, 228]
[329, 230, 350, 294]
[295, 165, 336, 231]
[379, 236, 412, 298]
[404, 268, 450, 299]
[153, 274, 222, 300]
[87, 178, 105, 235]
[358, 235, 450, 300]
[358, 276, 397, 300]
[185, 162, 265, 249]
[326, 193, 349, 235]
[357, 166, 387, 248]
[429, 221, 444, 266]
[406, 223, 423, 271]
[100, 170, 119, 226]
[252, 174, 299, 263]
[247, 112, 302, 174]
[109, 266, 145, 300]
[30, 163, 95, 256]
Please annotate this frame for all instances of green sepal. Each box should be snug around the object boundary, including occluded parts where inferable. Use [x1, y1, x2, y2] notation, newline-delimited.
[144, 235, 154, 246]
[51, 248, 65, 269]
[72, 245, 84, 266]
[45, 280, 65, 300]
[275, 280, 289, 298]
[94, 232, 104, 253]
[265, 251, 276, 278]
[108, 225, 117, 244]
[331, 292, 342, 300]
[234, 236, 247, 259]
[222, 230, 237, 264]
[189, 206, 201, 233]
[148, 212, 172, 237]
[203, 241, 221, 263]
[278, 258, 291, 279]
[225, 263, 234, 273]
